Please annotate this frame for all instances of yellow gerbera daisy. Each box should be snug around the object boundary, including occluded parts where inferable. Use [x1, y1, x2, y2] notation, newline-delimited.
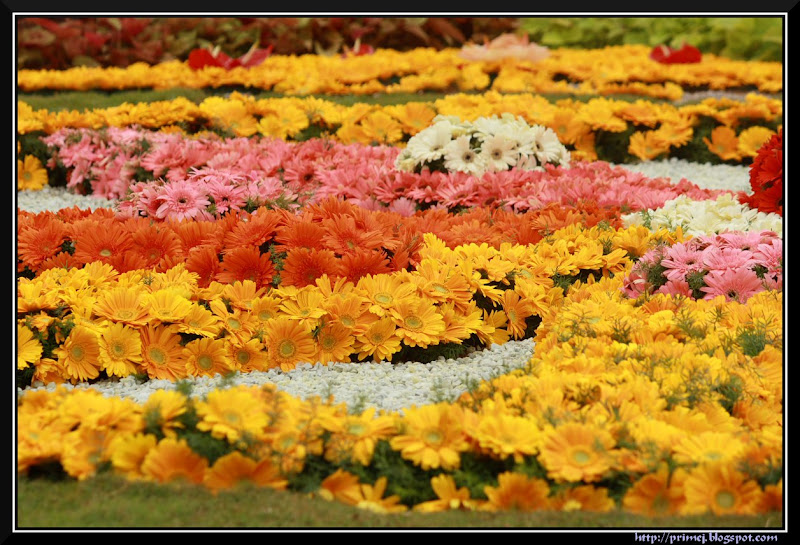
[176, 304, 221, 338]
[314, 322, 355, 365]
[413, 474, 478, 512]
[320, 407, 396, 466]
[356, 273, 417, 317]
[355, 316, 402, 362]
[538, 422, 617, 483]
[143, 288, 193, 325]
[229, 337, 270, 373]
[264, 316, 316, 372]
[108, 432, 158, 481]
[195, 386, 269, 443]
[183, 337, 235, 378]
[468, 413, 541, 463]
[681, 461, 764, 516]
[388, 299, 446, 348]
[622, 463, 688, 517]
[141, 389, 187, 438]
[17, 323, 42, 370]
[98, 322, 143, 378]
[18, 155, 48, 191]
[389, 403, 469, 471]
[94, 287, 150, 327]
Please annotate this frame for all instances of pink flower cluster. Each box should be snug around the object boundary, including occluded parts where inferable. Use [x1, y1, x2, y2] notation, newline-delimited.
[622, 230, 782, 303]
[41, 127, 731, 222]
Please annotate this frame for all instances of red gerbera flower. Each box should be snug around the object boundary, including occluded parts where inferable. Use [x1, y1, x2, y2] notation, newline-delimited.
[216, 246, 276, 289]
[740, 128, 783, 216]
[279, 248, 342, 288]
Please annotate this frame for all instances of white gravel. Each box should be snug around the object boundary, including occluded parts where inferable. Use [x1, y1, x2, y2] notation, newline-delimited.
[15, 159, 754, 414]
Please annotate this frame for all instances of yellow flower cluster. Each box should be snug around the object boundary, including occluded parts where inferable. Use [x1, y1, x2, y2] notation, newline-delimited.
[17, 273, 783, 515]
[17, 91, 783, 163]
[18, 45, 782, 99]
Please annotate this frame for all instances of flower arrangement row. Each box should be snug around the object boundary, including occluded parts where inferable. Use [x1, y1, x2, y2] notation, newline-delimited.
[17, 272, 783, 515]
[19, 213, 702, 387]
[23, 127, 734, 214]
[17, 45, 782, 99]
[17, 91, 782, 164]
[16, 190, 712, 282]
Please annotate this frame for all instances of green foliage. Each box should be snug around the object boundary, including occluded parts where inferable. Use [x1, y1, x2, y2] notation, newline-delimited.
[451, 452, 510, 500]
[520, 17, 783, 61]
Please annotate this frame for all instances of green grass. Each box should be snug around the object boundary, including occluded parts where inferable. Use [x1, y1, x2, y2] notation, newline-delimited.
[16, 473, 783, 529]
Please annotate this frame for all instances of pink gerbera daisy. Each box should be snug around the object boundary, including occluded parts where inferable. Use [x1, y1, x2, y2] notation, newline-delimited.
[155, 180, 211, 222]
[700, 268, 765, 303]
[701, 247, 757, 271]
[661, 244, 706, 283]
[656, 278, 694, 298]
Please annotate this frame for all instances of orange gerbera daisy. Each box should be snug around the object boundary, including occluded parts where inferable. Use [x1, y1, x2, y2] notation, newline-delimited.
[18, 218, 67, 272]
[184, 245, 222, 288]
[140, 437, 208, 485]
[129, 222, 183, 270]
[339, 249, 392, 284]
[318, 469, 364, 505]
[538, 422, 617, 483]
[71, 220, 134, 267]
[183, 337, 235, 378]
[413, 474, 478, 512]
[321, 215, 386, 256]
[216, 246, 276, 290]
[681, 461, 765, 516]
[703, 126, 741, 161]
[204, 451, 288, 493]
[551, 485, 616, 513]
[55, 325, 102, 382]
[481, 472, 552, 512]
[264, 316, 316, 371]
[389, 403, 469, 471]
[623, 464, 688, 517]
[222, 208, 281, 250]
[274, 217, 327, 253]
[279, 248, 341, 288]
[139, 325, 186, 382]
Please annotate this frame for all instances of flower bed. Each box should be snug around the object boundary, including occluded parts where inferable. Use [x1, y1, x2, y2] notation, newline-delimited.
[16, 31, 783, 520]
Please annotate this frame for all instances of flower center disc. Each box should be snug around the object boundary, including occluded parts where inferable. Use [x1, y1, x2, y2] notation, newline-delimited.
[279, 340, 296, 358]
[715, 490, 736, 509]
[197, 355, 213, 370]
[404, 316, 423, 330]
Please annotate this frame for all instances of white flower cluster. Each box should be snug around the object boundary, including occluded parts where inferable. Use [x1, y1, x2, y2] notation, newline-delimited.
[622, 193, 784, 237]
[394, 114, 571, 175]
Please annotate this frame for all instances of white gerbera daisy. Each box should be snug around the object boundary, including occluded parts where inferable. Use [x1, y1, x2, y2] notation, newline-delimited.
[404, 122, 454, 164]
[534, 127, 567, 164]
[443, 135, 486, 175]
[479, 133, 519, 172]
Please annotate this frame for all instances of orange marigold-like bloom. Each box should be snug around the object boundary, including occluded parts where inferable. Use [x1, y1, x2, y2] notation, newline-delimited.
[216, 246, 276, 290]
[140, 437, 208, 485]
[703, 126, 741, 161]
[280, 248, 341, 288]
[681, 461, 765, 516]
[204, 451, 289, 493]
[480, 472, 552, 512]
